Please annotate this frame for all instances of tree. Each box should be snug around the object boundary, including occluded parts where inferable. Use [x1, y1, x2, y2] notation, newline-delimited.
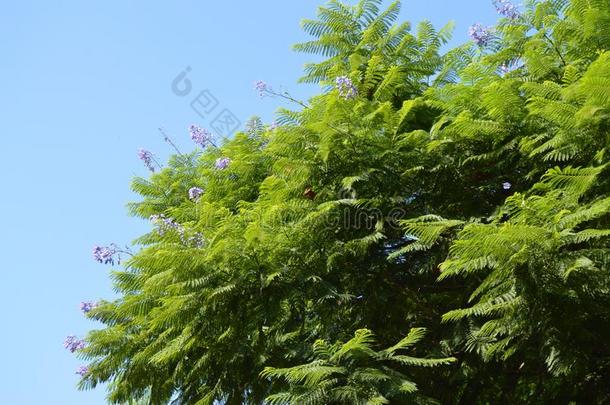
[70, 0, 610, 403]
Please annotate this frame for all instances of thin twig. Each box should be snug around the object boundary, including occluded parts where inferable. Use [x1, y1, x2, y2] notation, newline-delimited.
[542, 32, 567, 67]
[264, 88, 310, 109]
[159, 127, 184, 156]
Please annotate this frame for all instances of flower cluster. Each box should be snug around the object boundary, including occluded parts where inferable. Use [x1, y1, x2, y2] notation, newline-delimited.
[150, 214, 205, 247]
[186, 232, 205, 249]
[188, 186, 204, 201]
[493, 0, 520, 19]
[137, 148, 156, 172]
[80, 301, 98, 314]
[75, 366, 89, 377]
[64, 335, 86, 353]
[254, 80, 270, 97]
[335, 76, 357, 100]
[189, 125, 213, 148]
[92, 244, 120, 265]
[215, 157, 231, 170]
[503, 181, 512, 190]
[468, 23, 494, 47]
[268, 121, 279, 131]
[150, 214, 183, 236]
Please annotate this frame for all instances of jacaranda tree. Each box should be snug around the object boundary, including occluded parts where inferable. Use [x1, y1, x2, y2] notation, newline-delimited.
[67, 0, 610, 403]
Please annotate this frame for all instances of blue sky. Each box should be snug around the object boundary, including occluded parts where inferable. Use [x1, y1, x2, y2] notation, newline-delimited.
[0, 1, 498, 403]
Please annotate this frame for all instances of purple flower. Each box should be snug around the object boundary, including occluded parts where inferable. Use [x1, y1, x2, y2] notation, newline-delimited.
[150, 214, 183, 236]
[335, 76, 357, 100]
[468, 23, 494, 47]
[268, 121, 279, 131]
[503, 181, 512, 190]
[189, 125, 213, 148]
[76, 366, 89, 377]
[187, 233, 205, 248]
[188, 186, 204, 201]
[64, 335, 86, 353]
[493, 0, 520, 19]
[150, 214, 204, 247]
[215, 157, 231, 170]
[138, 148, 156, 172]
[254, 81, 270, 97]
[92, 244, 119, 265]
[80, 301, 98, 314]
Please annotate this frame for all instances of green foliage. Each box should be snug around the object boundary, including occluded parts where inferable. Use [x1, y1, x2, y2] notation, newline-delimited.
[262, 328, 455, 404]
[78, 0, 610, 403]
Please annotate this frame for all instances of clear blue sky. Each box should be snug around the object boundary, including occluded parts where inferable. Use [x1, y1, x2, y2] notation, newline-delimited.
[0, 1, 498, 403]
